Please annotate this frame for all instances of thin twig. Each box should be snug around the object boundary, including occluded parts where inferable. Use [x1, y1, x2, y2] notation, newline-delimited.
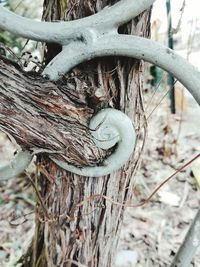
[146, 79, 178, 121]
[145, 72, 165, 112]
[175, 86, 185, 149]
[76, 153, 200, 209]
[171, 0, 186, 35]
[26, 173, 50, 219]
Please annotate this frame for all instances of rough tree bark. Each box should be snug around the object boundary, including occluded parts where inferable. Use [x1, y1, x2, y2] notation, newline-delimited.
[0, 57, 105, 166]
[1, 1, 151, 267]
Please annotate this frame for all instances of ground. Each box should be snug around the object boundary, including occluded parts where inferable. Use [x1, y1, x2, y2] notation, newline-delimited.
[117, 84, 200, 267]
[0, 82, 200, 267]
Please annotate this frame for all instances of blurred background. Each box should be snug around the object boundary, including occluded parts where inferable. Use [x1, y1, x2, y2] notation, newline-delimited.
[0, 1, 200, 266]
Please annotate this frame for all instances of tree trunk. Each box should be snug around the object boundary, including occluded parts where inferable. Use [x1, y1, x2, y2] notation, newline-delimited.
[2, 1, 151, 267]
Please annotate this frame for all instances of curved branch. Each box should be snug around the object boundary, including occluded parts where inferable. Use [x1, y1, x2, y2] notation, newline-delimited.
[0, 151, 32, 180]
[0, 0, 155, 44]
[51, 109, 136, 177]
[2, 2, 200, 178]
[2, 35, 200, 178]
[0, 108, 136, 178]
[46, 35, 200, 105]
[1, 35, 200, 178]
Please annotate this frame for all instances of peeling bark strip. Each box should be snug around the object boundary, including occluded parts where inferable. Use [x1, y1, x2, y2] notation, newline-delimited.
[0, 57, 105, 166]
[0, 0, 199, 265]
[17, 1, 150, 266]
[0, 1, 150, 267]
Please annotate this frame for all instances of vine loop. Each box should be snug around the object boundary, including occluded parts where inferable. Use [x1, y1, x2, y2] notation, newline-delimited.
[51, 109, 136, 177]
[0, 0, 199, 178]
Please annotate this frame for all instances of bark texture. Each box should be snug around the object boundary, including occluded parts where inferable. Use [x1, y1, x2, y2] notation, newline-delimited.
[2, 1, 151, 267]
[0, 57, 105, 166]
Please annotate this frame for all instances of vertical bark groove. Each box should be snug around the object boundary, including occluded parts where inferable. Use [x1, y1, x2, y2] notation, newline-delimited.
[18, 1, 151, 266]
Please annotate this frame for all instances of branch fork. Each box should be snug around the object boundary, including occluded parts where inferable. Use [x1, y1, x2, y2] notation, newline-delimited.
[0, 0, 200, 179]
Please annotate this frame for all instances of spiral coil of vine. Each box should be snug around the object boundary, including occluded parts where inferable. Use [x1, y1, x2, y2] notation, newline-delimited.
[51, 109, 136, 177]
[0, 0, 199, 179]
